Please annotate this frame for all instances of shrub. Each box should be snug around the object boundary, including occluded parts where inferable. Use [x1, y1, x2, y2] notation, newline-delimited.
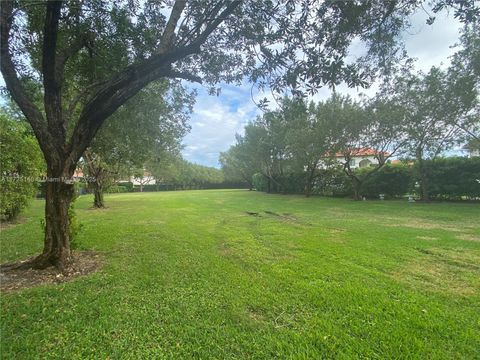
[362, 164, 413, 198]
[252, 173, 269, 192]
[118, 182, 134, 192]
[422, 157, 480, 200]
[314, 168, 353, 197]
[106, 185, 129, 193]
[0, 112, 44, 221]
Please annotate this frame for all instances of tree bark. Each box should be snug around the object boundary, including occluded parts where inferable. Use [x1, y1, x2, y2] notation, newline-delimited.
[417, 162, 430, 201]
[93, 182, 105, 208]
[304, 166, 317, 197]
[84, 149, 106, 208]
[352, 178, 362, 201]
[416, 147, 430, 201]
[304, 178, 312, 197]
[33, 171, 75, 270]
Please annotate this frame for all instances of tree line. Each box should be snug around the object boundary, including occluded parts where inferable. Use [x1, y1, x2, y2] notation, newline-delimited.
[221, 50, 479, 200]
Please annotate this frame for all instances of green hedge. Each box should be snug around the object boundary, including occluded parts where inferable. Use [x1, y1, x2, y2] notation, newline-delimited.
[315, 168, 353, 197]
[251, 157, 480, 200]
[420, 157, 480, 200]
[106, 185, 130, 193]
[362, 164, 412, 199]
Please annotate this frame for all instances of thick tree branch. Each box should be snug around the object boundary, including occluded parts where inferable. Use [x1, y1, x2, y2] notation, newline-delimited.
[165, 70, 202, 83]
[184, 1, 241, 50]
[43, 1, 66, 146]
[158, 0, 186, 54]
[67, 64, 171, 165]
[177, 0, 227, 47]
[56, 32, 93, 77]
[42, 1, 62, 91]
[67, 1, 241, 164]
[0, 1, 52, 156]
[65, 80, 107, 124]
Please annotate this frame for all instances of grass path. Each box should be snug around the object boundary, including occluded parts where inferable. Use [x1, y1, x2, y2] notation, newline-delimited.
[1, 190, 479, 359]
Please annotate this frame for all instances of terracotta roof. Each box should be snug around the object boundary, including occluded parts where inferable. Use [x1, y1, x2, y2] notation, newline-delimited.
[334, 148, 390, 157]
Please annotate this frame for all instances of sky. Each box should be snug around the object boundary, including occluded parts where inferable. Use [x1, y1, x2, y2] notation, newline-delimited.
[182, 8, 464, 167]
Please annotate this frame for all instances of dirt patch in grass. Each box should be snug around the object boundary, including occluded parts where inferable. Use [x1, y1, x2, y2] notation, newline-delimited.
[456, 234, 480, 242]
[247, 307, 267, 323]
[328, 228, 346, 234]
[386, 219, 467, 232]
[392, 248, 480, 296]
[416, 236, 439, 241]
[263, 211, 311, 227]
[0, 251, 102, 292]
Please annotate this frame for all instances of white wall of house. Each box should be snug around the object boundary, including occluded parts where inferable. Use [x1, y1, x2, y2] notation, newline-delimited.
[345, 155, 379, 169]
[318, 155, 379, 169]
[130, 176, 156, 185]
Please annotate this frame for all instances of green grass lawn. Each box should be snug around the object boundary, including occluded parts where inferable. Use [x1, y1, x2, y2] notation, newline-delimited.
[1, 190, 479, 359]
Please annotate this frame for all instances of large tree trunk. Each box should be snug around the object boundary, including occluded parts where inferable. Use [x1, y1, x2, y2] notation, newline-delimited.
[304, 167, 316, 198]
[33, 169, 75, 271]
[418, 163, 430, 201]
[93, 182, 105, 208]
[84, 149, 106, 208]
[352, 178, 362, 201]
[416, 148, 429, 201]
[304, 178, 312, 198]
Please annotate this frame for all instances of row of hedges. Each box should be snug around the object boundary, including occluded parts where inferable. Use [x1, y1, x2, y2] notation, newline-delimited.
[422, 157, 480, 199]
[37, 180, 250, 198]
[129, 181, 249, 192]
[78, 181, 250, 194]
[252, 157, 480, 200]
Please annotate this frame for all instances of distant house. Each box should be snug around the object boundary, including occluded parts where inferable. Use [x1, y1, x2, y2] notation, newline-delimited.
[130, 171, 156, 191]
[320, 148, 390, 169]
[73, 168, 84, 180]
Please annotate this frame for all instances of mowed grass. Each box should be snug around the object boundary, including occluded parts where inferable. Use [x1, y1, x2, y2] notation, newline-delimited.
[1, 190, 480, 359]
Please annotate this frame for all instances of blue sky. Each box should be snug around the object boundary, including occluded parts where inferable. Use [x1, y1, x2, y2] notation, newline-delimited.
[182, 9, 464, 167]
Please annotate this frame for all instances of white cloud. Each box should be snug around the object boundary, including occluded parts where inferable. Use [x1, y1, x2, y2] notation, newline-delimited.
[181, 84, 258, 167]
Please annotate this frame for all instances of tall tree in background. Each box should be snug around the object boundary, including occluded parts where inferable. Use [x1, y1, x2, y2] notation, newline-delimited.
[1, 0, 477, 269]
[83, 81, 193, 208]
[285, 99, 336, 197]
[219, 138, 256, 190]
[242, 111, 293, 194]
[386, 67, 474, 200]
[444, 22, 480, 141]
[329, 94, 408, 200]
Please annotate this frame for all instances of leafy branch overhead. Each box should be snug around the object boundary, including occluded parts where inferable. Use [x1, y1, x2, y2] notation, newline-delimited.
[2, 0, 477, 169]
